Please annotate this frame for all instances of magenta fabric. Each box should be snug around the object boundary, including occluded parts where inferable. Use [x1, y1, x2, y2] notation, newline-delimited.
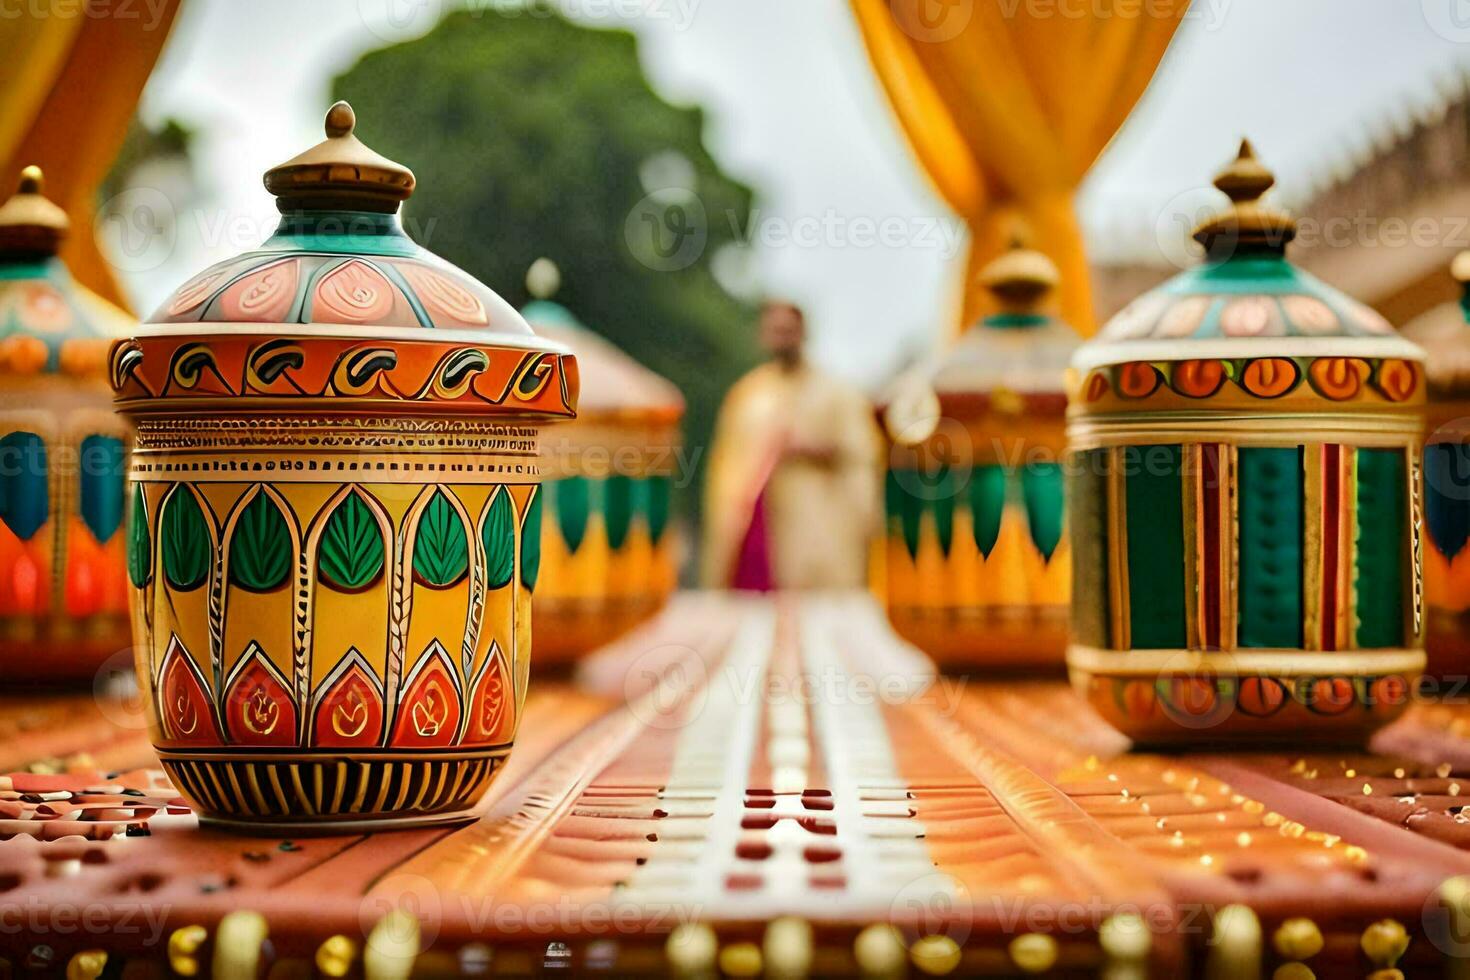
[731, 489, 775, 592]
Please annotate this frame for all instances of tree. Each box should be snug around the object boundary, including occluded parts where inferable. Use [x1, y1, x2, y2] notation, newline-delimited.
[334, 6, 760, 533]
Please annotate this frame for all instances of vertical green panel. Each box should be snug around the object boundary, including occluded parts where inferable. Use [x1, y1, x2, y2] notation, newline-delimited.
[0, 431, 48, 541]
[1020, 462, 1065, 561]
[1237, 447, 1304, 648]
[1123, 445, 1186, 649]
[1355, 448, 1406, 648]
[1068, 449, 1109, 649]
[931, 463, 956, 557]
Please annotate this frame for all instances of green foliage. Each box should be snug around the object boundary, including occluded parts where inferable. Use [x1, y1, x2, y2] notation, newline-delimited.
[162, 487, 210, 591]
[413, 490, 470, 588]
[482, 489, 516, 590]
[319, 491, 386, 591]
[228, 491, 293, 592]
[334, 6, 761, 534]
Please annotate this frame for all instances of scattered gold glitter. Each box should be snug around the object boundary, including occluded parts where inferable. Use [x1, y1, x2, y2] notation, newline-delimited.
[1363, 784, 1373, 796]
[1438, 763, 1453, 778]
[1393, 768, 1405, 779]
[1236, 832, 1252, 847]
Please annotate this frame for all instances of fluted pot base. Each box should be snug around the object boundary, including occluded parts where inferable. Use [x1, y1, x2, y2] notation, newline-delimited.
[159, 748, 508, 834]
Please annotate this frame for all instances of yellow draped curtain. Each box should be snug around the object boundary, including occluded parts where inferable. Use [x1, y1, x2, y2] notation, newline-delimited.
[849, 0, 1188, 334]
[0, 0, 184, 310]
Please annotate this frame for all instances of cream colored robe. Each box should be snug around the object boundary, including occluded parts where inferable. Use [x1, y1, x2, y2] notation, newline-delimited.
[702, 361, 881, 589]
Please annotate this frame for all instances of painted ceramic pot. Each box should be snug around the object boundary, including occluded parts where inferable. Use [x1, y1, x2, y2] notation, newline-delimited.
[523, 294, 683, 664]
[0, 167, 134, 684]
[877, 242, 1078, 669]
[1066, 141, 1426, 745]
[1401, 256, 1470, 679]
[110, 103, 578, 831]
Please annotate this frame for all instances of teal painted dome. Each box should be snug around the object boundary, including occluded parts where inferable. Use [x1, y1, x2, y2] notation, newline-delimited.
[1078, 141, 1422, 374]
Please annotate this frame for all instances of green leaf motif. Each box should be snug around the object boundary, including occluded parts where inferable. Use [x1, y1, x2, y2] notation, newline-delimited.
[646, 476, 671, 545]
[482, 489, 516, 590]
[521, 489, 543, 592]
[1020, 463, 1065, 562]
[555, 476, 591, 554]
[604, 474, 636, 551]
[319, 491, 386, 591]
[228, 491, 293, 592]
[412, 489, 469, 588]
[161, 487, 210, 591]
[969, 465, 1007, 558]
[127, 484, 151, 588]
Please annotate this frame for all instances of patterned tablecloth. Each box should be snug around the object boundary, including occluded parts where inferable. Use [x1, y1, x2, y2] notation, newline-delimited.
[6, 593, 1470, 978]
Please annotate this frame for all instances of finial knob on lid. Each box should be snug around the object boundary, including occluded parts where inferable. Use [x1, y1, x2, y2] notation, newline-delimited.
[0, 165, 69, 256]
[1192, 139, 1296, 256]
[263, 101, 416, 214]
[978, 232, 1059, 312]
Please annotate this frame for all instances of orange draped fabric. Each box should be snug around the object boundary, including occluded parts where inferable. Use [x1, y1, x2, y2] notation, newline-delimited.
[0, 0, 184, 309]
[849, 0, 1188, 334]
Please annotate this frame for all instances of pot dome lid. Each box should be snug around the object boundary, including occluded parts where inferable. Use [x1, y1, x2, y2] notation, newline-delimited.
[116, 104, 576, 421]
[521, 263, 683, 421]
[148, 102, 541, 343]
[0, 166, 131, 377]
[928, 239, 1078, 397]
[1076, 140, 1422, 374]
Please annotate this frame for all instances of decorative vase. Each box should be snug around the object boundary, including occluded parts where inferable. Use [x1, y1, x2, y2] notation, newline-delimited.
[110, 103, 578, 830]
[0, 167, 134, 684]
[522, 278, 683, 665]
[1065, 141, 1426, 745]
[877, 241, 1078, 669]
[1402, 255, 1470, 679]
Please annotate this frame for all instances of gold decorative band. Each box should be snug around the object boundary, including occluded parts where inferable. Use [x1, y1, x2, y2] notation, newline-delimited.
[1066, 644, 1425, 678]
[1068, 411, 1422, 450]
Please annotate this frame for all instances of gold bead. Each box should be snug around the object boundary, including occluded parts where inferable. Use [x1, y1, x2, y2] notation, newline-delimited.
[910, 935, 962, 976]
[213, 910, 268, 980]
[1009, 933, 1058, 973]
[853, 924, 905, 978]
[1272, 964, 1314, 980]
[65, 950, 106, 980]
[168, 925, 207, 977]
[1272, 918, 1323, 961]
[364, 909, 420, 980]
[718, 941, 762, 978]
[1360, 919, 1409, 968]
[316, 935, 358, 978]
[1100, 913, 1151, 962]
[666, 923, 716, 976]
[763, 917, 812, 979]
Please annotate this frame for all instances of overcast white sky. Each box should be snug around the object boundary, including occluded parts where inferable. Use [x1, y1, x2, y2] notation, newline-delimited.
[129, 0, 1470, 385]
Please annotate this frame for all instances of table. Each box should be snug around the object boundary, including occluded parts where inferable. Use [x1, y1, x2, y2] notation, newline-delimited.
[4, 593, 1470, 978]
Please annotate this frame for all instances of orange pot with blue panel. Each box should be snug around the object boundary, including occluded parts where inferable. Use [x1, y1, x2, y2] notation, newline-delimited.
[0, 167, 133, 685]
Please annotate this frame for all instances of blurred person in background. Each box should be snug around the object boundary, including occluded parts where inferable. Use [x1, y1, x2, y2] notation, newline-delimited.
[702, 300, 881, 591]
